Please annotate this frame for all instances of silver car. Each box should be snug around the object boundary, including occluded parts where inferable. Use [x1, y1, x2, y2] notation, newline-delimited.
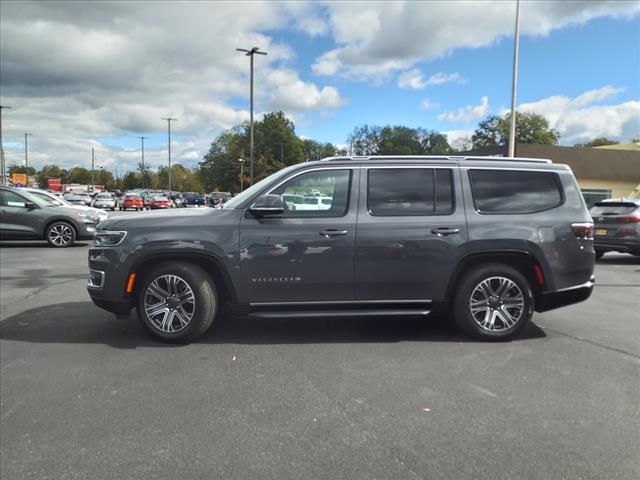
[24, 188, 108, 223]
[93, 192, 117, 211]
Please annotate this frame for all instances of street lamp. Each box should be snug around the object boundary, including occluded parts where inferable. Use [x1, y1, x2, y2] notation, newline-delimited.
[508, 0, 521, 158]
[0, 105, 12, 186]
[236, 46, 267, 186]
[161, 117, 176, 190]
[238, 157, 245, 192]
[24, 133, 32, 184]
[138, 136, 148, 188]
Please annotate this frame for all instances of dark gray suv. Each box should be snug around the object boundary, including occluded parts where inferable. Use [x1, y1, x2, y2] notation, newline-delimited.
[87, 156, 595, 342]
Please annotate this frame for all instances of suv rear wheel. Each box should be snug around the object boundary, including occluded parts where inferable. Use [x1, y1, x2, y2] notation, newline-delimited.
[137, 262, 217, 343]
[452, 264, 534, 341]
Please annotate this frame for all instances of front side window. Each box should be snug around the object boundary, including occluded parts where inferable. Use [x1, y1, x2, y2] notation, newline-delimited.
[271, 169, 351, 217]
[469, 169, 563, 214]
[367, 168, 454, 216]
[1, 190, 29, 207]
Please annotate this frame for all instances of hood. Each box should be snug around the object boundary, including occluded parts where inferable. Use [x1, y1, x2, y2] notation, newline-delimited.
[98, 206, 226, 230]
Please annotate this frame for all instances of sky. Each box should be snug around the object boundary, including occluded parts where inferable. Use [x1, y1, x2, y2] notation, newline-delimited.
[0, 0, 639, 176]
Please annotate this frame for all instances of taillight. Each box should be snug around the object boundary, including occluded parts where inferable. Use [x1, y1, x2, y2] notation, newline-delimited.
[615, 213, 640, 223]
[571, 222, 593, 239]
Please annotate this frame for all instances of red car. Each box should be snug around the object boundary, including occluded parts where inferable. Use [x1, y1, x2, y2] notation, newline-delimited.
[150, 196, 172, 209]
[120, 194, 144, 211]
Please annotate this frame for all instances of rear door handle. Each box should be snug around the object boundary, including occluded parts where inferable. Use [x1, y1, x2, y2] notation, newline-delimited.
[319, 229, 348, 238]
[431, 227, 460, 236]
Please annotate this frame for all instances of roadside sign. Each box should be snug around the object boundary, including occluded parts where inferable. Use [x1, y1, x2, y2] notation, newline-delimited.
[11, 173, 27, 185]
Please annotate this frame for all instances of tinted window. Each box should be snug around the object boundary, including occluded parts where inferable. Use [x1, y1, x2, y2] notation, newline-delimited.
[469, 170, 563, 214]
[271, 169, 351, 217]
[1, 190, 28, 207]
[590, 202, 638, 216]
[367, 168, 453, 216]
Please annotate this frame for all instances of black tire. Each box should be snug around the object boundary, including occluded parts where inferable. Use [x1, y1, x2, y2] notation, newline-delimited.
[45, 221, 76, 248]
[137, 262, 218, 343]
[595, 250, 605, 260]
[452, 264, 534, 341]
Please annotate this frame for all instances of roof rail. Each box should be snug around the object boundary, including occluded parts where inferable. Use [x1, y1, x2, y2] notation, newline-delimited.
[319, 155, 551, 164]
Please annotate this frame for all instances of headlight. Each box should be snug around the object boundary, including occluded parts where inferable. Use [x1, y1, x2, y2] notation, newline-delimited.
[94, 231, 127, 247]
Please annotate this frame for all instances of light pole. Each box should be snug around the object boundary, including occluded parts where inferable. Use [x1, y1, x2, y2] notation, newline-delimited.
[91, 146, 95, 192]
[0, 105, 11, 186]
[238, 157, 245, 192]
[138, 136, 148, 188]
[236, 46, 267, 186]
[508, 0, 521, 158]
[24, 133, 32, 184]
[161, 117, 176, 190]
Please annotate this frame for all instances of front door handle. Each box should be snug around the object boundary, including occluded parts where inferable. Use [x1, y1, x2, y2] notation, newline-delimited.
[319, 229, 348, 238]
[431, 227, 460, 236]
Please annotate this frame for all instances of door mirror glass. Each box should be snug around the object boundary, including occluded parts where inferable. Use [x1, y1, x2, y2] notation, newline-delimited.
[249, 194, 285, 216]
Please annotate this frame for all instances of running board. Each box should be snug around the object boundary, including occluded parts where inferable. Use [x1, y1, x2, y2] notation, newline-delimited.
[248, 308, 432, 319]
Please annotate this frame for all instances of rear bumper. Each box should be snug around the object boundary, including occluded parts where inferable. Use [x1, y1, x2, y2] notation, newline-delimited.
[594, 237, 639, 253]
[536, 276, 594, 312]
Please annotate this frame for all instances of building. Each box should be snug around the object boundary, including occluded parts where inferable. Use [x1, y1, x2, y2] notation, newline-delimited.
[460, 143, 640, 207]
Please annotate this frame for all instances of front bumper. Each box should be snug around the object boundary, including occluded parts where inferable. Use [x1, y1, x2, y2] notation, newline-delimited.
[87, 246, 135, 315]
[536, 276, 595, 312]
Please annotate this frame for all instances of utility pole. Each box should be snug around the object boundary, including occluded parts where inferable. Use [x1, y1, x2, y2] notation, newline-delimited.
[236, 46, 267, 185]
[508, 0, 521, 158]
[24, 133, 32, 184]
[0, 105, 11, 186]
[91, 146, 95, 192]
[238, 157, 245, 192]
[161, 118, 176, 190]
[138, 136, 148, 188]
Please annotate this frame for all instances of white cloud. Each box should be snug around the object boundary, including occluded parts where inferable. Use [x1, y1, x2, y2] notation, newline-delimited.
[398, 69, 426, 89]
[438, 96, 490, 123]
[517, 86, 640, 144]
[266, 69, 345, 111]
[0, 2, 345, 173]
[314, 1, 640, 80]
[420, 98, 438, 111]
[424, 72, 464, 87]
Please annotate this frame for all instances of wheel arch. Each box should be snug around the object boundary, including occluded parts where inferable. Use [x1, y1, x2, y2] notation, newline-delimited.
[130, 252, 238, 305]
[445, 250, 546, 309]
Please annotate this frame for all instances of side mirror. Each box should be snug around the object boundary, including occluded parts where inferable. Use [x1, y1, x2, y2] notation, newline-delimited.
[249, 194, 284, 216]
[24, 201, 38, 210]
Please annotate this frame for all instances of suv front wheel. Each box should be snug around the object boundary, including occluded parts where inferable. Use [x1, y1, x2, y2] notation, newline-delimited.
[137, 262, 218, 343]
[452, 264, 534, 341]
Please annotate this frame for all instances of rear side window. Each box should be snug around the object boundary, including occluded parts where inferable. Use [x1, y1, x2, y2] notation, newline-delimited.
[367, 168, 454, 216]
[469, 169, 563, 214]
[590, 202, 638, 216]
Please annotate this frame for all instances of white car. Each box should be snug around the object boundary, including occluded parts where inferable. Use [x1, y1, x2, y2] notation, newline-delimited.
[291, 195, 333, 211]
[23, 188, 109, 223]
[92, 193, 117, 210]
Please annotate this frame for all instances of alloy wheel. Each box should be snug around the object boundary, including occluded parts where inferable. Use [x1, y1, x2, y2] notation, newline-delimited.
[143, 274, 196, 333]
[469, 276, 525, 332]
[48, 224, 74, 246]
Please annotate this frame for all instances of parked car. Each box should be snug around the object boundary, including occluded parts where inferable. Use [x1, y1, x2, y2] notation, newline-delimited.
[93, 192, 117, 210]
[173, 194, 184, 208]
[208, 191, 232, 208]
[149, 196, 173, 210]
[64, 193, 89, 205]
[77, 193, 93, 206]
[21, 187, 108, 223]
[182, 192, 205, 207]
[590, 199, 640, 259]
[88, 155, 595, 343]
[1, 186, 97, 247]
[120, 194, 144, 211]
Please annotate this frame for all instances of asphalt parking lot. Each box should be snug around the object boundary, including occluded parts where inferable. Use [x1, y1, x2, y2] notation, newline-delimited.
[1, 237, 638, 479]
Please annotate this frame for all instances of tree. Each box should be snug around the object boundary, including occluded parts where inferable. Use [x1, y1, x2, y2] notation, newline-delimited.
[471, 112, 559, 149]
[36, 164, 68, 189]
[122, 171, 139, 190]
[347, 125, 451, 155]
[302, 139, 337, 161]
[67, 167, 92, 185]
[574, 137, 619, 147]
[8, 164, 37, 178]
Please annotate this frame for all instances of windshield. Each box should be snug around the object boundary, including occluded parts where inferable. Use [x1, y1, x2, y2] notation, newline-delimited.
[223, 165, 299, 209]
